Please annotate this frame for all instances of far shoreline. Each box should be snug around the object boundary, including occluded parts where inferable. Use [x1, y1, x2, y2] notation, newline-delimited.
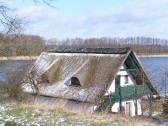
[0, 56, 38, 61]
[0, 54, 168, 60]
[138, 54, 168, 58]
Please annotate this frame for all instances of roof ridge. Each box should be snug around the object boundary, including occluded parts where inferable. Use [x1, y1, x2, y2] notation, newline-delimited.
[49, 47, 132, 54]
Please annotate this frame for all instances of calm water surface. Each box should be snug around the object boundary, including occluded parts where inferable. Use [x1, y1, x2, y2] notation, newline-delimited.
[0, 57, 168, 96]
[140, 57, 168, 96]
[0, 60, 34, 82]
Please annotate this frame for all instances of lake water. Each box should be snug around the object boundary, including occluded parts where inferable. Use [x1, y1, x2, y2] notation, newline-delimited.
[0, 57, 168, 96]
[140, 57, 168, 96]
[0, 60, 34, 82]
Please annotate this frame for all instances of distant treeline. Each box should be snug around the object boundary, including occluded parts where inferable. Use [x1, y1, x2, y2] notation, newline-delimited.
[50, 37, 168, 55]
[0, 34, 47, 56]
[1, 34, 168, 56]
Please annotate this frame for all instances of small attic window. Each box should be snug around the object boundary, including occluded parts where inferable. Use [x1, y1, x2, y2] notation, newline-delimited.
[124, 75, 128, 84]
[69, 77, 81, 87]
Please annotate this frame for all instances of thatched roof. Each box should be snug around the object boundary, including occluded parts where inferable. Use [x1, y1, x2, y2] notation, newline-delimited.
[22, 48, 158, 104]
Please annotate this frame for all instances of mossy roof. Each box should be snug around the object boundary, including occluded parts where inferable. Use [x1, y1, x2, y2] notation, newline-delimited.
[22, 48, 158, 104]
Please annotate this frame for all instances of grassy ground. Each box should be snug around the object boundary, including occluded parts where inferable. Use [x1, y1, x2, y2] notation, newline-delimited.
[0, 103, 126, 126]
[142, 99, 164, 113]
[0, 102, 166, 126]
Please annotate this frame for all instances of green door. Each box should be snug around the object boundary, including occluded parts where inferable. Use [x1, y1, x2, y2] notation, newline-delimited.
[115, 75, 122, 113]
[115, 75, 121, 93]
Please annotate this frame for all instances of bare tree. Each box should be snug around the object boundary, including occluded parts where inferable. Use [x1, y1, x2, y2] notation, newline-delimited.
[0, 0, 56, 34]
[0, 0, 55, 101]
[33, 0, 56, 8]
[0, 0, 57, 56]
[0, 5, 23, 41]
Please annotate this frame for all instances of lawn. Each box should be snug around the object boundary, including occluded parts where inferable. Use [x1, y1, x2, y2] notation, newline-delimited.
[0, 103, 127, 126]
[0, 103, 167, 126]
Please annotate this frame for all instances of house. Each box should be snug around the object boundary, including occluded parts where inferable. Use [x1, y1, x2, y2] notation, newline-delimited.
[22, 48, 158, 116]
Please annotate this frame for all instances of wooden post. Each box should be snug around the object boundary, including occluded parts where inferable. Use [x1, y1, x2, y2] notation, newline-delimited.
[119, 86, 122, 113]
[149, 94, 152, 117]
[135, 85, 138, 116]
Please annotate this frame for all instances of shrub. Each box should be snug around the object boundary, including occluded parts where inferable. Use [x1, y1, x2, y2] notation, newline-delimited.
[162, 99, 168, 115]
[0, 64, 29, 101]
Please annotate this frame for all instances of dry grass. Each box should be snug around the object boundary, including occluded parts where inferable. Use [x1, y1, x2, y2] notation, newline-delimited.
[142, 99, 164, 112]
[19, 101, 158, 126]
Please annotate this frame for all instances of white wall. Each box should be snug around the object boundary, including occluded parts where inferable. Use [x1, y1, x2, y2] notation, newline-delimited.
[117, 65, 135, 87]
[111, 99, 142, 116]
[105, 64, 142, 116]
[105, 64, 135, 95]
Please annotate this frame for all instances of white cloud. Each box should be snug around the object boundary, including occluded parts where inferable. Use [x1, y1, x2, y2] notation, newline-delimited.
[14, 0, 168, 40]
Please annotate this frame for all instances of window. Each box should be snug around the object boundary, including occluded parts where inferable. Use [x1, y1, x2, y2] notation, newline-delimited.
[69, 77, 81, 87]
[64, 77, 81, 87]
[124, 75, 128, 84]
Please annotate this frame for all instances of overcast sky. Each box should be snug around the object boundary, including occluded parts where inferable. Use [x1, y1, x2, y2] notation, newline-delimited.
[5, 0, 168, 40]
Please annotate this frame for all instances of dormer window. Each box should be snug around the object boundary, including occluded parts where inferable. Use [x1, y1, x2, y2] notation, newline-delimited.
[69, 77, 81, 87]
[64, 77, 81, 87]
